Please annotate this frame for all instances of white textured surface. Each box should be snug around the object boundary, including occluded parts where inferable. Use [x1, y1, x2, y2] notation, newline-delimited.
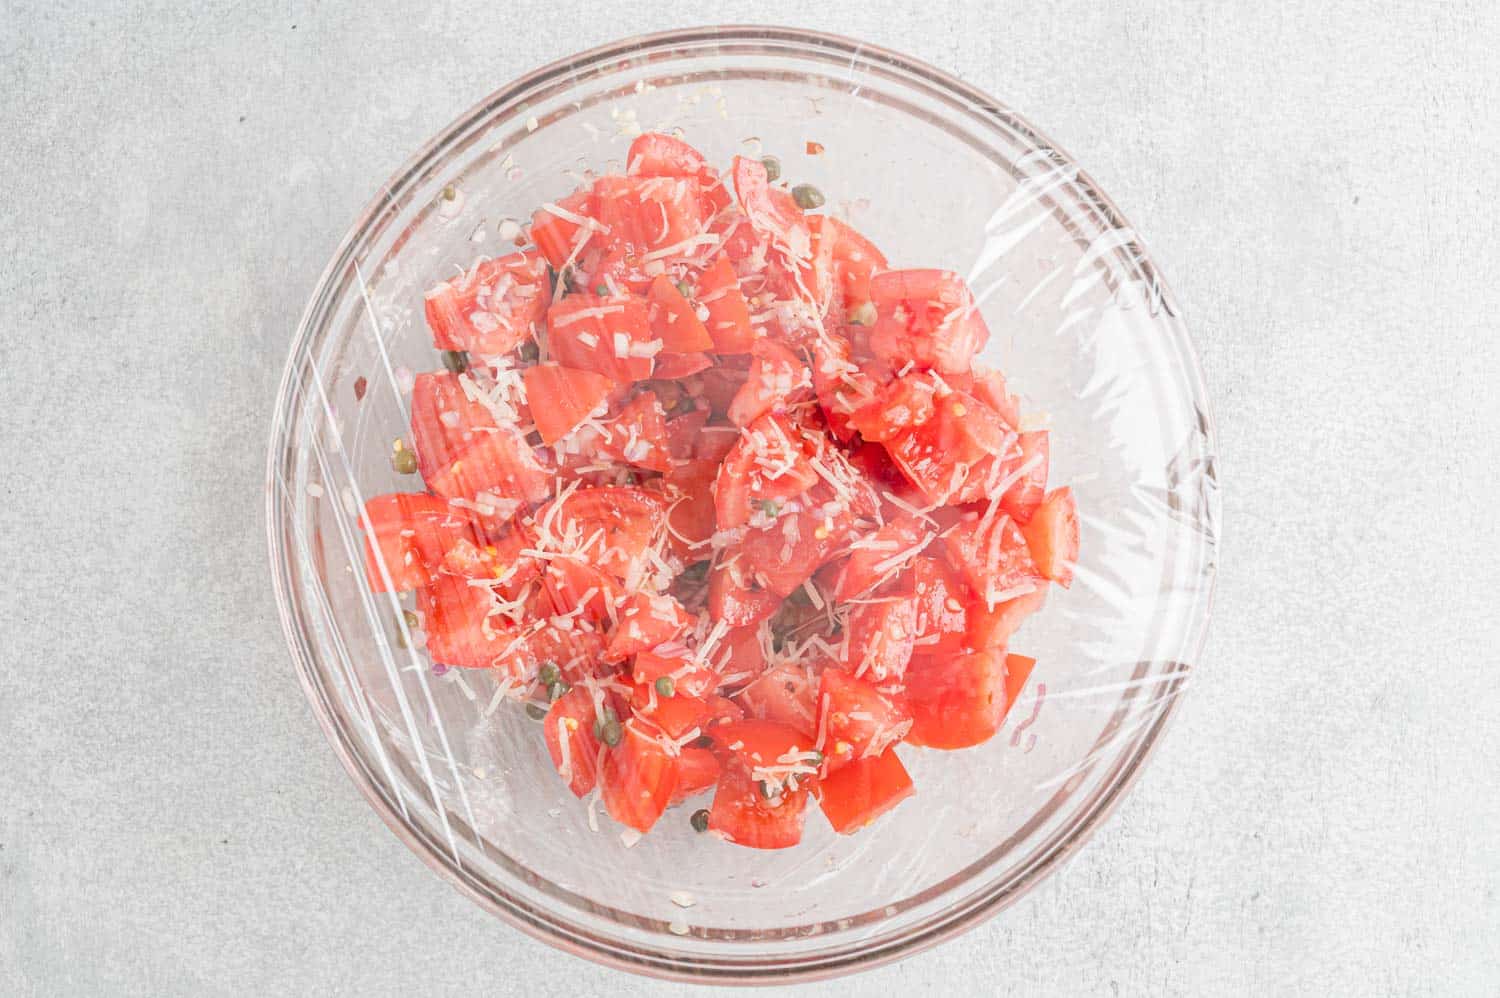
[3, 2, 1498, 995]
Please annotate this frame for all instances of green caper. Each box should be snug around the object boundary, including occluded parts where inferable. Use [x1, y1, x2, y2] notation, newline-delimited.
[548, 681, 570, 702]
[538, 662, 561, 687]
[402, 609, 419, 629]
[809, 750, 825, 766]
[518, 340, 540, 363]
[791, 184, 824, 210]
[690, 808, 710, 833]
[441, 349, 469, 373]
[760, 155, 781, 182]
[442, 184, 457, 201]
[654, 675, 676, 698]
[675, 279, 692, 298]
[593, 706, 618, 740]
[594, 284, 608, 296]
[600, 718, 623, 747]
[758, 779, 778, 801]
[759, 499, 780, 517]
[392, 447, 419, 475]
[525, 702, 547, 720]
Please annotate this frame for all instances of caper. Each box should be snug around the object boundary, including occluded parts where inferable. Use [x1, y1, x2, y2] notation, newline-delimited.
[525, 702, 547, 720]
[758, 779, 778, 801]
[654, 675, 676, 698]
[402, 609, 419, 629]
[600, 718, 623, 747]
[809, 750, 825, 766]
[538, 661, 561, 687]
[690, 808, 710, 833]
[518, 340, 539, 363]
[791, 184, 825, 210]
[442, 184, 457, 201]
[593, 706, 618, 740]
[441, 349, 469, 373]
[392, 447, 419, 475]
[547, 681, 569, 702]
[595, 284, 608, 296]
[760, 155, 781, 182]
[675, 279, 692, 298]
[759, 498, 780, 517]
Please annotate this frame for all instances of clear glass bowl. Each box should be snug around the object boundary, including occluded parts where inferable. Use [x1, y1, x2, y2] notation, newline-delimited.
[266, 26, 1219, 983]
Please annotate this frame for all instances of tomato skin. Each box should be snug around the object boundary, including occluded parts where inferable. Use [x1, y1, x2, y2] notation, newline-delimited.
[969, 364, 1021, 429]
[417, 573, 521, 671]
[843, 591, 918, 684]
[728, 340, 812, 428]
[639, 693, 743, 741]
[542, 559, 624, 630]
[648, 274, 715, 353]
[626, 133, 732, 216]
[426, 425, 552, 507]
[813, 216, 888, 312]
[547, 294, 656, 382]
[903, 647, 1016, 749]
[736, 664, 821, 738]
[907, 555, 971, 655]
[664, 408, 709, 461]
[879, 386, 1013, 504]
[868, 269, 989, 375]
[592, 174, 706, 254]
[737, 499, 855, 598]
[409, 371, 512, 484]
[605, 591, 693, 663]
[707, 761, 810, 850]
[1019, 486, 1078, 587]
[811, 334, 870, 443]
[521, 364, 614, 445]
[424, 250, 551, 355]
[601, 721, 680, 833]
[816, 667, 912, 771]
[544, 687, 605, 797]
[966, 585, 1047, 650]
[659, 459, 716, 560]
[696, 253, 754, 353]
[816, 748, 914, 834]
[1001, 431, 1049, 523]
[670, 747, 723, 804]
[630, 645, 719, 708]
[538, 486, 669, 581]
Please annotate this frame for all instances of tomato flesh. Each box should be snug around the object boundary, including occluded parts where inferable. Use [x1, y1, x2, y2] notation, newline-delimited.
[817, 748, 914, 834]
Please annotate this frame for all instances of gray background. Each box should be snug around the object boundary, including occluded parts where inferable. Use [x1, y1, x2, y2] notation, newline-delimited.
[3, 1, 1497, 994]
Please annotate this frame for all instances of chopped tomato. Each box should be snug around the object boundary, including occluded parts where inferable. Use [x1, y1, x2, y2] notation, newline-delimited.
[816, 748, 914, 834]
[424, 250, 551, 356]
[737, 498, 855, 597]
[601, 720, 680, 832]
[707, 624, 769, 686]
[544, 687, 605, 797]
[817, 667, 912, 770]
[653, 351, 714, 379]
[830, 515, 933, 600]
[868, 269, 989, 375]
[664, 407, 709, 461]
[1019, 486, 1078, 587]
[521, 364, 613, 445]
[537, 486, 668, 580]
[596, 391, 672, 473]
[728, 340, 812, 427]
[409, 370, 514, 484]
[879, 384, 1012, 504]
[1001, 431, 1049, 523]
[903, 646, 1015, 749]
[736, 664, 821, 737]
[530, 191, 598, 269]
[425, 425, 552, 507]
[417, 573, 520, 671]
[640, 693, 743, 741]
[843, 589, 918, 683]
[627, 132, 731, 215]
[631, 644, 719, 706]
[605, 591, 694, 662]
[359, 492, 487, 593]
[907, 555, 971, 655]
[941, 509, 1043, 608]
[546, 294, 656, 382]
[966, 585, 1048, 650]
[811, 334, 873, 443]
[707, 760, 810, 850]
[658, 459, 716, 559]
[648, 274, 715, 353]
[708, 554, 780, 626]
[969, 364, 1021, 429]
[696, 253, 754, 353]
[592, 174, 705, 254]
[812, 216, 889, 314]
[670, 747, 723, 804]
[714, 412, 820, 530]
[543, 559, 624, 629]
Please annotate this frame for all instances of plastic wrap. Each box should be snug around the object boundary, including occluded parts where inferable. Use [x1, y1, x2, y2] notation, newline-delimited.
[266, 26, 1219, 983]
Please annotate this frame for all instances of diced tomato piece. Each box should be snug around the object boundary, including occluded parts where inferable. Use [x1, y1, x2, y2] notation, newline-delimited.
[707, 761, 810, 850]
[942, 510, 1044, 608]
[359, 493, 488, 593]
[409, 370, 517, 484]
[523, 617, 609, 683]
[531, 190, 598, 270]
[706, 624, 769, 686]
[846, 439, 926, 517]
[593, 391, 672, 473]
[966, 586, 1048, 650]
[738, 500, 855, 597]
[969, 364, 1021, 429]
[601, 720, 680, 832]
[813, 216, 888, 313]
[653, 352, 713, 379]
[1001, 431, 1049, 523]
[830, 515, 932, 600]
[424, 250, 551, 356]
[658, 459, 716, 560]
[521, 364, 613, 445]
[880, 386, 1013, 504]
[843, 590, 918, 684]
[817, 667, 912, 771]
[736, 664, 821, 737]
[811, 335, 875, 443]
[547, 294, 656, 382]
[868, 269, 989, 375]
[544, 687, 605, 797]
[816, 748, 914, 834]
[664, 408, 709, 461]
[641, 693, 743, 742]
[426, 425, 552, 507]
[1019, 486, 1078, 587]
[627, 132, 731, 215]
[714, 412, 820, 530]
[708, 555, 780, 626]
[694, 425, 740, 464]
[670, 746, 722, 804]
[710, 719, 819, 774]
[903, 646, 1016, 749]
[543, 558, 624, 629]
[907, 556, 971, 656]
[1004, 653, 1036, 710]
[847, 372, 938, 443]
[648, 274, 714, 353]
[630, 643, 718, 704]
[592, 174, 705, 253]
[605, 591, 693, 662]
[728, 340, 812, 427]
[696, 253, 754, 353]
[537, 486, 668, 580]
[417, 573, 520, 671]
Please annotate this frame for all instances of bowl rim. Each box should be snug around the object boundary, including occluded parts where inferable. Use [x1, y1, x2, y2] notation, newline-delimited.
[266, 23, 1218, 984]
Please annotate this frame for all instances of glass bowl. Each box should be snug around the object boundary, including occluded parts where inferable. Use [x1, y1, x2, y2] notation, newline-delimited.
[266, 25, 1218, 983]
